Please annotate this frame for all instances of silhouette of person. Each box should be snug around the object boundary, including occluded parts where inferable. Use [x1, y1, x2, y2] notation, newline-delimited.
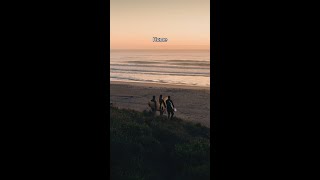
[150, 96, 157, 114]
[165, 96, 175, 120]
[159, 95, 166, 116]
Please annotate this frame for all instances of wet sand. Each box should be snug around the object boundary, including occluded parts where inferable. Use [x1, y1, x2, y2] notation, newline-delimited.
[110, 81, 210, 127]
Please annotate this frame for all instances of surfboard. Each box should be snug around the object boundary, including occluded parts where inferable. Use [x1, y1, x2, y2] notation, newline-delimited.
[160, 96, 168, 112]
[148, 100, 159, 111]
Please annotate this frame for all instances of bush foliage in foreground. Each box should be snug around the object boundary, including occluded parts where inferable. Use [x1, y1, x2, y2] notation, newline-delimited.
[110, 106, 210, 180]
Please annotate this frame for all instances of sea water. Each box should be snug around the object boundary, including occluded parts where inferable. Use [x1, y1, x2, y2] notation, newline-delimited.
[110, 49, 210, 87]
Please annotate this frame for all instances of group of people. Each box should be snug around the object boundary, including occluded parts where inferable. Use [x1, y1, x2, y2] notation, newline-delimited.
[150, 95, 175, 120]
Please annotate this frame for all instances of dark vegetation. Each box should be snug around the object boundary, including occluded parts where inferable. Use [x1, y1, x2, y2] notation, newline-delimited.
[110, 106, 210, 180]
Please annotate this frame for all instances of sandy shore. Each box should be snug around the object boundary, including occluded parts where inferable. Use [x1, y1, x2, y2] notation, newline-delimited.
[110, 81, 210, 127]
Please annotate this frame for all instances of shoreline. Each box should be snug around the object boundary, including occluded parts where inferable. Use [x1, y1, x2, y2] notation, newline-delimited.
[110, 81, 210, 127]
[110, 81, 210, 91]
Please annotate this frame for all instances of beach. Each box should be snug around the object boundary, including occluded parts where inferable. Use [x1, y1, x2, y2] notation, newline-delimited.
[110, 81, 210, 127]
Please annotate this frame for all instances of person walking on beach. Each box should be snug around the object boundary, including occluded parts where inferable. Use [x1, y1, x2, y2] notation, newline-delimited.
[159, 95, 166, 116]
[150, 96, 157, 115]
[166, 96, 175, 120]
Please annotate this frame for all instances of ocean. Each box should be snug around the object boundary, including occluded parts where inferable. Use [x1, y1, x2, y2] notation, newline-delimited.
[110, 49, 210, 88]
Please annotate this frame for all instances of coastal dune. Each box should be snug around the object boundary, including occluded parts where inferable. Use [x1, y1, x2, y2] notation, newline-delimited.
[110, 81, 210, 127]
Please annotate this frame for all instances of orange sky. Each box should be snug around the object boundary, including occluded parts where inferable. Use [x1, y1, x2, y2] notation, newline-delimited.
[111, 0, 210, 50]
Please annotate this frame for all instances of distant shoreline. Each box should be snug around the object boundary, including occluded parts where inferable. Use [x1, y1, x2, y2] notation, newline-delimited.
[110, 81, 210, 91]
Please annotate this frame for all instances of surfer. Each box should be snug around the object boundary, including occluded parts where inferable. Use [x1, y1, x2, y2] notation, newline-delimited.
[165, 96, 175, 120]
[159, 95, 166, 116]
[150, 96, 157, 114]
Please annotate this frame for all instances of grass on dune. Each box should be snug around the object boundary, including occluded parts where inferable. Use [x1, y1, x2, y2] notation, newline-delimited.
[110, 106, 211, 180]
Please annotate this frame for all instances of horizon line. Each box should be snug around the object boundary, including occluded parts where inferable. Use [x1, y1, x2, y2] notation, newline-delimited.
[110, 49, 210, 51]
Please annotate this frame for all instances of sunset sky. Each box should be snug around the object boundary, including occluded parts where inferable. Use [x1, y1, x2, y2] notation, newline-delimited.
[110, 0, 210, 50]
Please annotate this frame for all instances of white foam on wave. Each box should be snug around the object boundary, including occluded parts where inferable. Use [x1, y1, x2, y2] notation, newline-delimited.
[110, 50, 210, 87]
